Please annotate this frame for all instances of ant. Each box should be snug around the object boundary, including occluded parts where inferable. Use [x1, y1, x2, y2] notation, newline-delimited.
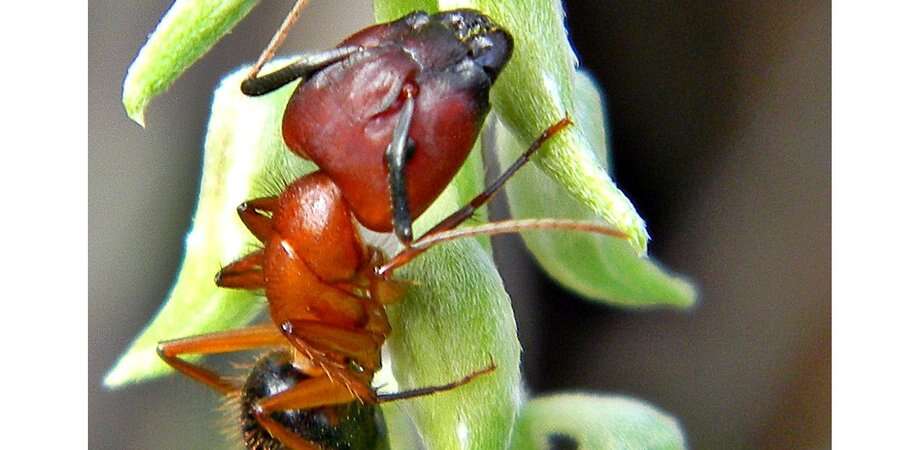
[156, 6, 627, 450]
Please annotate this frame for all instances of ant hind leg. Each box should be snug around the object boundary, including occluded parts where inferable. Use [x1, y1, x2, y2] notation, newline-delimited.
[251, 375, 367, 450]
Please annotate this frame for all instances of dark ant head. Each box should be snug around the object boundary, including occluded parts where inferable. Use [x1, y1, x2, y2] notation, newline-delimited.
[238, 351, 386, 450]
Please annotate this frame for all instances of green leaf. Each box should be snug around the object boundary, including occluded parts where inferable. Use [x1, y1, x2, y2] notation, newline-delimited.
[105, 64, 313, 387]
[511, 393, 687, 450]
[437, 0, 649, 254]
[495, 72, 696, 308]
[122, 0, 259, 127]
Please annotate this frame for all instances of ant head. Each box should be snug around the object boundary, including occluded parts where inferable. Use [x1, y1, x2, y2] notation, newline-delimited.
[237, 351, 386, 450]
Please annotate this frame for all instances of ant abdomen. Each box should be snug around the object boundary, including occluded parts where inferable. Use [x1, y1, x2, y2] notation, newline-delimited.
[238, 351, 387, 450]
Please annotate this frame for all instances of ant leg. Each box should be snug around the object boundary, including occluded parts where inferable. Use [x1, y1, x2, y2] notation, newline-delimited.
[216, 250, 264, 289]
[377, 117, 573, 275]
[237, 197, 277, 242]
[253, 413, 321, 450]
[241, 46, 362, 96]
[251, 376, 363, 450]
[253, 361, 496, 447]
[157, 325, 285, 394]
[283, 319, 385, 374]
[278, 323, 380, 402]
[395, 219, 628, 260]
[384, 90, 416, 245]
[377, 361, 496, 402]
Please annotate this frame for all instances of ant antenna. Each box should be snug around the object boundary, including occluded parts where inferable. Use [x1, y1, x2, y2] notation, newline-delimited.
[247, 0, 312, 81]
[376, 117, 631, 275]
[405, 218, 627, 255]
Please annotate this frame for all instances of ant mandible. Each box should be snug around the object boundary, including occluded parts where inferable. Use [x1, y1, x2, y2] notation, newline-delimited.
[157, 6, 627, 450]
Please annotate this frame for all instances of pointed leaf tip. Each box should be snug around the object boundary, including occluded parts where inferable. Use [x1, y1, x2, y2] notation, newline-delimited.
[122, 0, 260, 126]
[496, 70, 696, 309]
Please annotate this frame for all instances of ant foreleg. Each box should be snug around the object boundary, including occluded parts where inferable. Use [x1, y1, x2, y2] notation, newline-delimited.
[156, 325, 285, 394]
[215, 250, 264, 289]
[241, 46, 363, 96]
[385, 89, 417, 245]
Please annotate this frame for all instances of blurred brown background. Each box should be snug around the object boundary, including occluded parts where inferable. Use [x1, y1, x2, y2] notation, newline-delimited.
[89, 1, 830, 449]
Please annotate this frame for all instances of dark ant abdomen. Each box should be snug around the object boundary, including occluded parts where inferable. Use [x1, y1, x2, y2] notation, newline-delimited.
[239, 351, 387, 450]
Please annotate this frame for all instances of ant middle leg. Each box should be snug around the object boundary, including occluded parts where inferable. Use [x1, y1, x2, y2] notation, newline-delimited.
[251, 375, 364, 450]
[157, 325, 285, 394]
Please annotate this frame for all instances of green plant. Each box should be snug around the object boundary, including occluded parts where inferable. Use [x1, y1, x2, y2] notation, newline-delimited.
[106, 1, 696, 448]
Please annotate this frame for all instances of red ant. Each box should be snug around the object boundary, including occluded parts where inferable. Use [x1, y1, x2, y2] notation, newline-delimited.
[156, 7, 626, 450]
